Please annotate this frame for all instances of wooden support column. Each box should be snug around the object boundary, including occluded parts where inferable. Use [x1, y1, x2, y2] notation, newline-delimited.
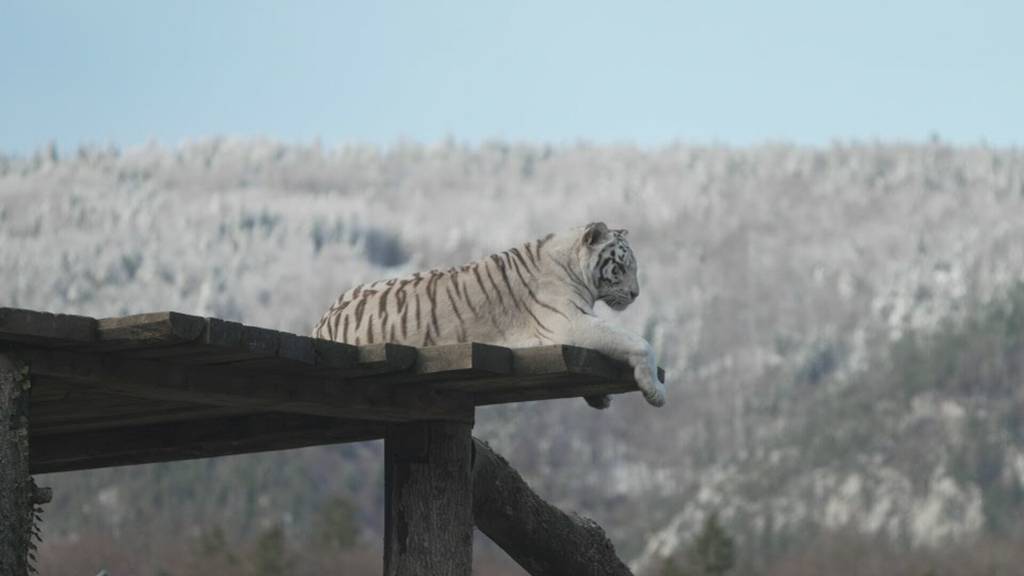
[384, 420, 474, 576]
[1, 353, 32, 576]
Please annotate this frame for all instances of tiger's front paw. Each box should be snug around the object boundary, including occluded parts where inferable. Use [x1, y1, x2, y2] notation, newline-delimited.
[634, 362, 666, 407]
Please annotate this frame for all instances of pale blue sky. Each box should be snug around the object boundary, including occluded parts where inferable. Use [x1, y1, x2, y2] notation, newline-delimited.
[1, 0, 1021, 153]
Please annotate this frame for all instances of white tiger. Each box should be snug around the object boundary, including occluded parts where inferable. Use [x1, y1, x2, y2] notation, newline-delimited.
[313, 222, 666, 408]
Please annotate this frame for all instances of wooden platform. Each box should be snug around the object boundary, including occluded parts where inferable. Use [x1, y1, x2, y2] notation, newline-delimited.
[0, 308, 653, 474]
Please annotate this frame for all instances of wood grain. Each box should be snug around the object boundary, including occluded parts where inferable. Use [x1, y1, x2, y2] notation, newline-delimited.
[384, 421, 474, 576]
[0, 353, 31, 576]
[31, 412, 386, 474]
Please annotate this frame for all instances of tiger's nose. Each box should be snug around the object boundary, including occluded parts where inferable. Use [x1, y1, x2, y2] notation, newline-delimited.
[630, 289, 639, 299]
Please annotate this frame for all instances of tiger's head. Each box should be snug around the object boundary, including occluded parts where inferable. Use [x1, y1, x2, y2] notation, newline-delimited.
[581, 222, 639, 311]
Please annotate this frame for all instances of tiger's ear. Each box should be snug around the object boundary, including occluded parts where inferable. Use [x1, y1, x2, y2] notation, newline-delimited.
[614, 228, 628, 238]
[582, 222, 610, 246]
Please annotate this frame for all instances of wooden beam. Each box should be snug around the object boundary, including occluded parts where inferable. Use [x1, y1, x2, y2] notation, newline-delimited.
[17, 348, 473, 423]
[384, 421, 474, 576]
[30, 412, 386, 474]
[0, 353, 32, 576]
[30, 401, 253, 435]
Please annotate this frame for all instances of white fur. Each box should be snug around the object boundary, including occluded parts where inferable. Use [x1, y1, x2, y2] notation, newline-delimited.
[314, 224, 666, 407]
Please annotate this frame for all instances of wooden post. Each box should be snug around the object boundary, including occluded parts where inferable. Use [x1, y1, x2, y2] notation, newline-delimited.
[384, 420, 474, 576]
[1, 353, 31, 576]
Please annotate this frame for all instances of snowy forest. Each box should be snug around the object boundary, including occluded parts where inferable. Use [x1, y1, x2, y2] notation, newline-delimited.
[2, 139, 1024, 575]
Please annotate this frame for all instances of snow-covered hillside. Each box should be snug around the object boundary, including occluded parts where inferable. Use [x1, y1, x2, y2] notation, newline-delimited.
[3, 139, 1023, 571]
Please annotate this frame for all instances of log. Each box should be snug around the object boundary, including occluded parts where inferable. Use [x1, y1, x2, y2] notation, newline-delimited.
[1, 353, 32, 576]
[472, 438, 633, 576]
[385, 421, 474, 576]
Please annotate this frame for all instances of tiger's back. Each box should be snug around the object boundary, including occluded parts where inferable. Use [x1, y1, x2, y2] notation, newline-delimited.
[313, 233, 563, 349]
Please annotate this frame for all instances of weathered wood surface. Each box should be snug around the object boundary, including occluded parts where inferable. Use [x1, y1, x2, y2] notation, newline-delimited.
[385, 421, 474, 576]
[472, 438, 634, 576]
[31, 413, 386, 474]
[0, 309, 95, 346]
[17, 347, 473, 423]
[0, 307, 662, 473]
[0, 353, 32, 576]
[30, 391, 251, 435]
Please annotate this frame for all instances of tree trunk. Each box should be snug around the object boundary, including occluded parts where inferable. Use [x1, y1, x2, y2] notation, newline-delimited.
[1, 353, 32, 576]
[472, 438, 634, 576]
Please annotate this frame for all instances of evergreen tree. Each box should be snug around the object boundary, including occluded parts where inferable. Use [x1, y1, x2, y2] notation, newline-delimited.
[660, 556, 691, 576]
[690, 512, 735, 576]
[252, 524, 288, 576]
[316, 495, 360, 550]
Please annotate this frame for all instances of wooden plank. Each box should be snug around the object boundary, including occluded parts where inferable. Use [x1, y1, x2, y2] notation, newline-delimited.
[192, 336, 415, 376]
[0, 307, 96, 346]
[17, 347, 473, 423]
[384, 420, 474, 576]
[157, 322, 291, 365]
[414, 342, 512, 377]
[514, 345, 624, 379]
[115, 317, 247, 362]
[201, 327, 305, 369]
[146, 326, 410, 377]
[278, 332, 316, 364]
[92, 312, 206, 351]
[238, 323, 278, 355]
[434, 345, 664, 396]
[122, 322, 357, 372]
[30, 413, 386, 474]
[350, 342, 512, 387]
[239, 341, 419, 378]
[206, 317, 244, 347]
[433, 345, 624, 392]
[349, 343, 418, 375]
[311, 337, 359, 369]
